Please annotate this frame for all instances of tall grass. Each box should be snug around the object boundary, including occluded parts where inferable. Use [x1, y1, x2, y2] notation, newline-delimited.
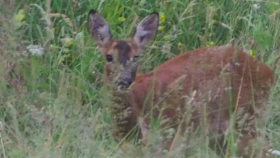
[0, 0, 279, 157]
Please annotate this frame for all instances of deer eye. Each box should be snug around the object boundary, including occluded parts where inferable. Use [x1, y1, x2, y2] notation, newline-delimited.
[106, 54, 113, 62]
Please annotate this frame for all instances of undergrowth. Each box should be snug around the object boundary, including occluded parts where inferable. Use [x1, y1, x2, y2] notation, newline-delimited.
[0, 0, 280, 157]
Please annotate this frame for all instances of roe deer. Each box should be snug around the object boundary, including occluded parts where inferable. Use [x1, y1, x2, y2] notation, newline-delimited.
[87, 9, 279, 158]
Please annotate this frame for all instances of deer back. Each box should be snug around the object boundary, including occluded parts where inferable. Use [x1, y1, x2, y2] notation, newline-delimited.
[130, 45, 274, 135]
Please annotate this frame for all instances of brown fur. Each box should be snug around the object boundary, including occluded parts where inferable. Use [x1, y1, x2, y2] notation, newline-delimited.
[87, 10, 277, 158]
[130, 45, 275, 157]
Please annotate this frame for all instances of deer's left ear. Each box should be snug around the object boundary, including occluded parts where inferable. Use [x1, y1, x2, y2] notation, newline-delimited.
[132, 12, 159, 48]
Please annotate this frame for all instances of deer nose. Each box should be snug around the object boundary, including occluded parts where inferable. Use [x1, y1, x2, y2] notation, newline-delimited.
[122, 77, 133, 85]
[118, 71, 133, 86]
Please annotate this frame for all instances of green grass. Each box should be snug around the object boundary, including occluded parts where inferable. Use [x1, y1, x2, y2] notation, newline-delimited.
[0, 0, 280, 157]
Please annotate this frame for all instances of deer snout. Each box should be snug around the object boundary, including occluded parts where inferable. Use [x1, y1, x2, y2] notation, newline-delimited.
[120, 76, 133, 85]
[118, 72, 133, 86]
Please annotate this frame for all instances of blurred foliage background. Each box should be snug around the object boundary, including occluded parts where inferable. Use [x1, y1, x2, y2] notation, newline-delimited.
[0, 0, 280, 157]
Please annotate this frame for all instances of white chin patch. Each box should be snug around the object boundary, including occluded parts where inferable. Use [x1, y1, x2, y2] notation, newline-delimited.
[117, 85, 130, 92]
[117, 86, 123, 92]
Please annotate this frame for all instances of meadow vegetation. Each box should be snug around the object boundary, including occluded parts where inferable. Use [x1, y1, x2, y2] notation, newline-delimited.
[0, 0, 280, 157]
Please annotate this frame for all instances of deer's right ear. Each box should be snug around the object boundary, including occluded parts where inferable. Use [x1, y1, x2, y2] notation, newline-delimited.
[87, 9, 111, 47]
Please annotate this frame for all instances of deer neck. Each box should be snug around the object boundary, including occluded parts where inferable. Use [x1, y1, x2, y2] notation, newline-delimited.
[103, 71, 138, 141]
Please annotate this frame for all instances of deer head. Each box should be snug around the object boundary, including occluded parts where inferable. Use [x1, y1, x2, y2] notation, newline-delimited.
[87, 10, 159, 91]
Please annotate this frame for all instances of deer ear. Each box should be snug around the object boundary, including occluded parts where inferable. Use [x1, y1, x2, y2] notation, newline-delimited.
[132, 12, 159, 48]
[87, 9, 111, 47]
